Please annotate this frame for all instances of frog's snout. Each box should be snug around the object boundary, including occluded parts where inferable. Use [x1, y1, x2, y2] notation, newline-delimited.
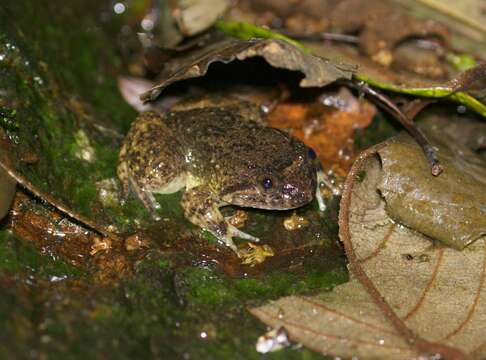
[280, 174, 316, 209]
[282, 183, 313, 206]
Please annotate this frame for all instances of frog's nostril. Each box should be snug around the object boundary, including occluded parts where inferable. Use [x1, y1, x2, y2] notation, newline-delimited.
[282, 183, 298, 197]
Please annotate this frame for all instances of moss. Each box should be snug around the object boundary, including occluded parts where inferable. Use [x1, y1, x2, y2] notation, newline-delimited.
[0, 230, 82, 278]
[0, 2, 137, 228]
[181, 262, 348, 308]
[0, 2, 345, 359]
[0, 106, 19, 131]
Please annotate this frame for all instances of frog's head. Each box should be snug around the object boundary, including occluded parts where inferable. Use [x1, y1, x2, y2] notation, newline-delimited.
[221, 133, 317, 210]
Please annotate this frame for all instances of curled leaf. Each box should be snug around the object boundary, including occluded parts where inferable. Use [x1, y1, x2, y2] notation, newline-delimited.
[251, 118, 486, 359]
[379, 118, 486, 249]
[141, 36, 354, 102]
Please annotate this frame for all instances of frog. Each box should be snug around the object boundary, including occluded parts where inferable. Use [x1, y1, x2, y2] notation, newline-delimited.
[117, 97, 320, 256]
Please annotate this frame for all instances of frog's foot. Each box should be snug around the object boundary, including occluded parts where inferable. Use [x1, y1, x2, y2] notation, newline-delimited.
[228, 224, 260, 243]
[211, 226, 260, 256]
[129, 177, 162, 221]
[215, 232, 238, 253]
[315, 183, 326, 212]
[182, 185, 260, 255]
[238, 243, 275, 266]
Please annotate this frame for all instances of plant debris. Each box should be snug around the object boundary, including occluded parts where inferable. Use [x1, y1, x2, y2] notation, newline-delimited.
[140, 34, 355, 102]
[1, 0, 486, 359]
[267, 87, 376, 176]
[251, 117, 486, 359]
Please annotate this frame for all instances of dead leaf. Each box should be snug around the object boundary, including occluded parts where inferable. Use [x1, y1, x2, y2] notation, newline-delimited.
[330, 0, 449, 66]
[267, 87, 376, 176]
[379, 119, 486, 250]
[251, 118, 486, 359]
[228, 0, 333, 34]
[229, 0, 449, 71]
[141, 36, 354, 102]
[407, 0, 486, 35]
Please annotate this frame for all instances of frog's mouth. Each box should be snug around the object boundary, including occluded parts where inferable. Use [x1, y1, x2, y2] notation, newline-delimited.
[222, 184, 315, 211]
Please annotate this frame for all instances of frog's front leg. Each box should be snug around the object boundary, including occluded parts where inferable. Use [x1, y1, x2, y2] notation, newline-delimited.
[181, 185, 259, 253]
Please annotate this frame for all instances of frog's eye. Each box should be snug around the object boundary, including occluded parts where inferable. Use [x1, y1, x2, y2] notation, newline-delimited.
[262, 177, 273, 190]
[308, 148, 317, 160]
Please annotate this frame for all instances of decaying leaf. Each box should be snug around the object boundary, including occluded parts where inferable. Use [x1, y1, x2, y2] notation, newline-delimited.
[407, 0, 486, 35]
[229, 0, 449, 69]
[330, 0, 449, 66]
[267, 87, 376, 176]
[251, 118, 486, 359]
[141, 36, 354, 102]
[379, 118, 486, 250]
[213, 20, 486, 116]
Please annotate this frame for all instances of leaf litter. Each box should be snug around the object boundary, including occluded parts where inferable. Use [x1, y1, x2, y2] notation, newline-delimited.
[251, 116, 486, 359]
[140, 32, 355, 102]
[1, 0, 486, 359]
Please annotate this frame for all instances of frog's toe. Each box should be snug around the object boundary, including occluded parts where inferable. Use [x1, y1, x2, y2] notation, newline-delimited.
[228, 225, 259, 243]
[216, 233, 238, 253]
[129, 177, 162, 220]
[316, 185, 326, 212]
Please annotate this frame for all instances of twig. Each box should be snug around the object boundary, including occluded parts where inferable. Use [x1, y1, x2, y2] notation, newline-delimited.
[344, 79, 443, 176]
[277, 30, 359, 44]
[0, 158, 120, 242]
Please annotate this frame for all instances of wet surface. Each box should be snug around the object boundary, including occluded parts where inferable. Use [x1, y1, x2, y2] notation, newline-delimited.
[0, 2, 349, 358]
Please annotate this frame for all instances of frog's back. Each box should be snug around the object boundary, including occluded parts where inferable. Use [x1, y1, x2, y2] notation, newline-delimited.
[166, 104, 308, 191]
[118, 111, 186, 197]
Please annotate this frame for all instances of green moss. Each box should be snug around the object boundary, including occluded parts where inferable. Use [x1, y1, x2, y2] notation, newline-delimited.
[0, 3, 345, 359]
[181, 263, 348, 308]
[0, 1, 137, 229]
[0, 230, 82, 278]
[0, 106, 19, 131]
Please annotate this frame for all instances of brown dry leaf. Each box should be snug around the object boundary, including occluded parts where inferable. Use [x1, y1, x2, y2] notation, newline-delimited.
[141, 36, 354, 102]
[251, 118, 486, 359]
[380, 118, 486, 250]
[267, 88, 376, 176]
[229, 0, 449, 74]
[330, 0, 449, 66]
[406, 0, 486, 35]
[228, 0, 334, 34]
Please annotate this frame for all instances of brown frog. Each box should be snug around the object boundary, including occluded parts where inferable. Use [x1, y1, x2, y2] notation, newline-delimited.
[117, 98, 319, 255]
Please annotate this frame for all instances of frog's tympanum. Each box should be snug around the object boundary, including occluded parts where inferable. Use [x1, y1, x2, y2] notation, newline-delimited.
[118, 99, 318, 255]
